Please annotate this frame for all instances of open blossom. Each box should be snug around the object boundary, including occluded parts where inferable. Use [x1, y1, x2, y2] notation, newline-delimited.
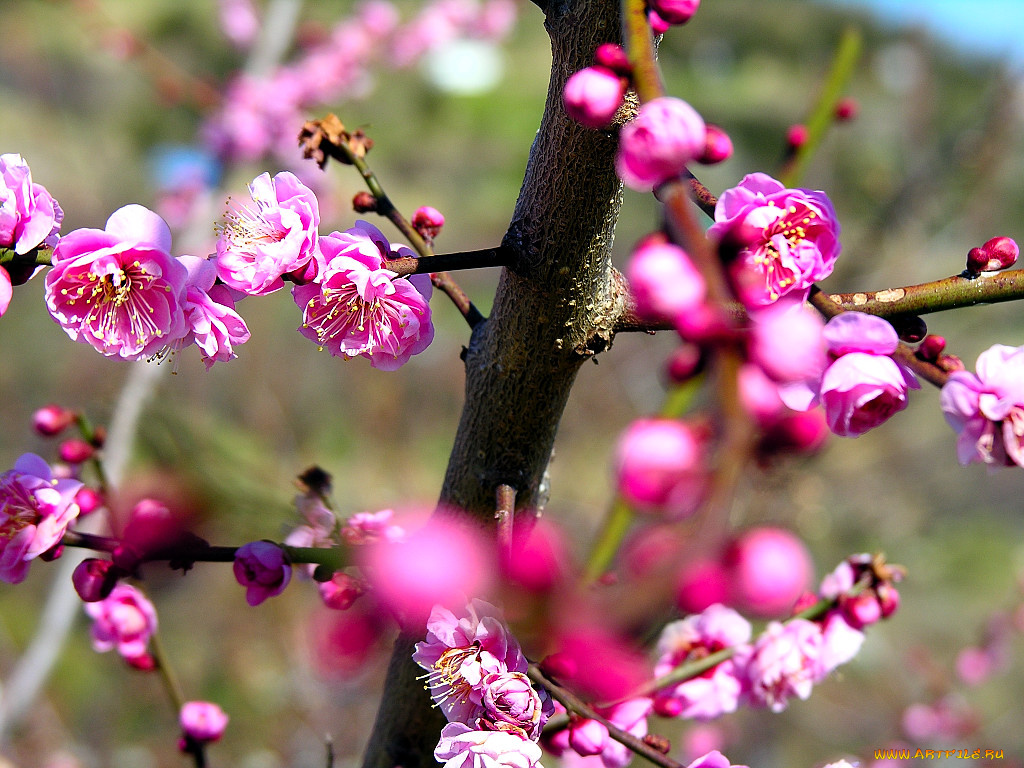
[0, 153, 63, 255]
[0, 453, 83, 583]
[940, 343, 1024, 468]
[744, 618, 823, 712]
[85, 583, 158, 662]
[708, 173, 840, 308]
[45, 205, 187, 360]
[292, 221, 434, 370]
[216, 171, 320, 295]
[616, 97, 706, 191]
[434, 722, 543, 768]
[413, 600, 528, 725]
[175, 256, 250, 368]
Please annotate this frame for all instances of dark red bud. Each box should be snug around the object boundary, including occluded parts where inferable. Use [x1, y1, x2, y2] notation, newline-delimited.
[876, 582, 900, 618]
[72, 558, 120, 602]
[352, 191, 377, 213]
[665, 343, 704, 384]
[980, 236, 1018, 271]
[938, 354, 965, 373]
[698, 124, 733, 165]
[642, 734, 671, 754]
[32, 404, 77, 437]
[59, 439, 94, 464]
[890, 314, 927, 344]
[834, 97, 859, 122]
[125, 653, 157, 672]
[916, 334, 946, 362]
[840, 591, 882, 629]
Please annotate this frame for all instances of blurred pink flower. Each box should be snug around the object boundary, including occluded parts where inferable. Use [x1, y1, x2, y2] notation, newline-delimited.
[179, 700, 229, 743]
[293, 221, 434, 370]
[748, 301, 826, 384]
[626, 238, 706, 323]
[0, 453, 82, 583]
[0, 153, 63, 254]
[233, 541, 292, 606]
[614, 418, 708, 518]
[217, 0, 260, 48]
[559, 698, 652, 768]
[563, 66, 626, 129]
[434, 722, 543, 768]
[216, 171, 320, 295]
[85, 583, 158, 662]
[341, 508, 405, 545]
[616, 97, 706, 191]
[941, 343, 1024, 467]
[744, 618, 822, 712]
[708, 173, 840, 308]
[725, 527, 812, 617]
[818, 611, 865, 675]
[45, 205, 188, 360]
[648, 0, 700, 25]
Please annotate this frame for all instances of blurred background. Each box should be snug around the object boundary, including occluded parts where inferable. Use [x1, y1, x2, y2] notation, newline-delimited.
[0, 0, 1023, 766]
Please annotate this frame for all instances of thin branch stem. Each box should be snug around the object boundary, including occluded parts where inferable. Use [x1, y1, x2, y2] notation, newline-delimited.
[495, 484, 517, 558]
[430, 272, 486, 328]
[621, 0, 664, 103]
[384, 247, 513, 278]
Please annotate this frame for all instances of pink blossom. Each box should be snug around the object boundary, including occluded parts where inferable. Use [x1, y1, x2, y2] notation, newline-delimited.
[725, 527, 812, 617]
[85, 583, 158, 662]
[233, 541, 292, 606]
[940, 343, 1024, 467]
[748, 301, 826, 384]
[626, 239, 706, 322]
[179, 701, 229, 743]
[616, 97, 706, 191]
[292, 222, 434, 370]
[175, 256, 250, 369]
[480, 671, 549, 739]
[413, 599, 526, 724]
[648, 0, 700, 25]
[614, 418, 708, 518]
[434, 723, 543, 768]
[708, 173, 840, 308]
[341, 508, 405, 545]
[317, 572, 365, 610]
[45, 205, 187, 360]
[217, 0, 260, 48]
[744, 618, 823, 712]
[559, 699, 652, 768]
[818, 611, 865, 675]
[674, 559, 730, 615]
[0, 266, 11, 317]
[0, 153, 63, 254]
[563, 66, 626, 129]
[0, 453, 83, 583]
[216, 171, 320, 295]
[412, 205, 446, 243]
[72, 558, 118, 602]
[568, 718, 609, 756]
[685, 752, 748, 768]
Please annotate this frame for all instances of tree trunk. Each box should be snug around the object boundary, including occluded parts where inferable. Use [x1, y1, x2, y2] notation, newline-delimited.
[360, 1, 630, 765]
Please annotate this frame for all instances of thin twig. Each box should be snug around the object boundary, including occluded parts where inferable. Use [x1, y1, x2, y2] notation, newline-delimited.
[495, 484, 517, 558]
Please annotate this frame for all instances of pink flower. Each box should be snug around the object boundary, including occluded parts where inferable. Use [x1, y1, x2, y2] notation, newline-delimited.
[292, 221, 434, 370]
[685, 751, 748, 768]
[45, 205, 188, 360]
[744, 618, 823, 712]
[216, 171, 320, 295]
[413, 599, 526, 724]
[179, 701, 229, 743]
[616, 97, 706, 191]
[233, 541, 292, 606]
[625, 239, 706, 322]
[648, 0, 700, 25]
[0, 453, 82, 583]
[480, 671, 549, 739]
[412, 205, 446, 243]
[559, 699, 652, 768]
[0, 266, 11, 317]
[940, 343, 1024, 467]
[708, 173, 840, 308]
[72, 558, 119, 602]
[175, 256, 250, 369]
[434, 723, 543, 768]
[614, 418, 708, 518]
[0, 153, 63, 254]
[564, 66, 626, 129]
[748, 301, 826, 384]
[724, 527, 812, 617]
[341, 508, 405, 545]
[317, 572, 365, 610]
[85, 583, 158, 662]
[818, 611, 865, 675]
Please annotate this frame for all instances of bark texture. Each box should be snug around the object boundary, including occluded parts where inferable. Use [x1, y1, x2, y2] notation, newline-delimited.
[361, 1, 630, 766]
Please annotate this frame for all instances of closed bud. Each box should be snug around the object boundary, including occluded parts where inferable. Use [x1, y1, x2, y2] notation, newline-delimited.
[786, 123, 808, 151]
[59, 438, 94, 464]
[834, 97, 859, 121]
[916, 334, 946, 362]
[411, 206, 445, 243]
[125, 652, 157, 672]
[593, 43, 632, 77]
[890, 314, 927, 343]
[352, 191, 377, 213]
[32, 404, 77, 437]
[647, 9, 672, 34]
[698, 124, 733, 165]
[72, 558, 119, 602]
[648, 0, 700, 26]
[74, 486, 103, 516]
[642, 733, 671, 755]
[876, 581, 900, 618]
[980, 236, 1018, 271]
[564, 66, 626, 129]
[839, 591, 882, 629]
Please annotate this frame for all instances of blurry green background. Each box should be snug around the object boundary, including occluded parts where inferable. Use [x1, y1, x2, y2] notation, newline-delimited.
[0, 0, 1023, 766]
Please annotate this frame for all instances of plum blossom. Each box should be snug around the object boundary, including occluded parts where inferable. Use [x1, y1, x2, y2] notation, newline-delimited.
[744, 618, 823, 712]
[708, 173, 840, 308]
[341, 508, 405, 545]
[940, 343, 1024, 468]
[44, 205, 187, 360]
[614, 418, 708, 518]
[434, 722, 543, 768]
[625, 238, 706, 323]
[557, 698, 653, 768]
[563, 66, 626, 129]
[179, 701, 229, 743]
[233, 541, 292, 606]
[174, 255, 250, 368]
[216, 171, 320, 295]
[0, 153, 63, 255]
[725, 527, 813, 617]
[85, 583, 158, 663]
[413, 599, 528, 724]
[0, 453, 82, 583]
[616, 97, 706, 192]
[480, 671, 549, 739]
[685, 752, 748, 768]
[292, 221, 434, 370]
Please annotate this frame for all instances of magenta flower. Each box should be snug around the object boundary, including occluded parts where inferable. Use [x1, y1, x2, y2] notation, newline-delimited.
[85, 583, 158, 662]
[724, 527, 812, 617]
[648, 0, 700, 25]
[292, 221, 434, 370]
[616, 97, 706, 192]
[341, 508, 405, 545]
[480, 671, 549, 739]
[685, 751, 748, 768]
[559, 698, 652, 768]
[818, 611, 865, 675]
[940, 343, 1024, 468]
[45, 204, 188, 360]
[413, 599, 527, 725]
[614, 418, 708, 518]
[563, 66, 626, 129]
[233, 541, 292, 606]
[0, 453, 82, 584]
[626, 238, 706, 323]
[175, 255, 250, 368]
[434, 722, 543, 768]
[748, 301, 826, 385]
[708, 173, 840, 308]
[0, 153, 63, 254]
[744, 618, 823, 712]
[180, 700, 229, 743]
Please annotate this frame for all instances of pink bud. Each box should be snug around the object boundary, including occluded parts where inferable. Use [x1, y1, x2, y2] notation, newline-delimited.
[411, 206, 445, 243]
[74, 485, 103, 516]
[352, 191, 377, 213]
[626, 239, 706, 322]
[875, 581, 900, 618]
[72, 558, 119, 602]
[725, 527, 813, 617]
[58, 438, 94, 464]
[564, 66, 626, 129]
[968, 236, 1019, 273]
[125, 653, 157, 671]
[32, 404, 77, 437]
[791, 591, 819, 614]
[593, 43, 632, 77]
[568, 719, 609, 756]
[616, 97, 706, 191]
[648, 0, 700, 26]
[614, 418, 708, 518]
[786, 123, 808, 150]
[916, 334, 946, 362]
[759, 409, 830, 456]
[674, 558, 730, 614]
[501, 518, 569, 593]
[653, 695, 684, 718]
[834, 97, 859, 121]
[839, 591, 882, 629]
[318, 572, 364, 610]
[665, 343, 704, 383]
[698, 124, 732, 165]
[647, 9, 672, 34]
[233, 541, 292, 606]
[180, 701, 229, 743]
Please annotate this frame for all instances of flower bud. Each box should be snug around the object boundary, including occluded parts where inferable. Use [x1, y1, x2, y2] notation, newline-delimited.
[352, 191, 377, 213]
[647, 9, 672, 34]
[674, 558, 729, 614]
[125, 653, 157, 671]
[411, 206, 445, 243]
[180, 701, 229, 744]
[967, 236, 1019, 273]
[616, 97, 706, 191]
[648, 0, 700, 26]
[786, 123, 808, 151]
[593, 43, 632, 77]
[568, 718, 609, 756]
[698, 124, 733, 165]
[834, 97, 858, 121]
[72, 558, 120, 602]
[614, 418, 708, 518]
[839, 591, 882, 629]
[318, 571, 364, 610]
[889, 314, 927, 344]
[725, 527, 813, 617]
[916, 334, 946, 362]
[59, 438, 94, 464]
[665, 343, 704, 384]
[626, 239, 706, 322]
[791, 591, 819, 614]
[563, 66, 626, 129]
[875, 581, 900, 618]
[233, 541, 292, 606]
[32, 404, 76, 437]
[74, 485, 103, 516]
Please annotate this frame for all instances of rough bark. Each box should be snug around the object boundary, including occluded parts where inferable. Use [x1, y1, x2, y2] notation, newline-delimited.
[360, 1, 630, 766]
